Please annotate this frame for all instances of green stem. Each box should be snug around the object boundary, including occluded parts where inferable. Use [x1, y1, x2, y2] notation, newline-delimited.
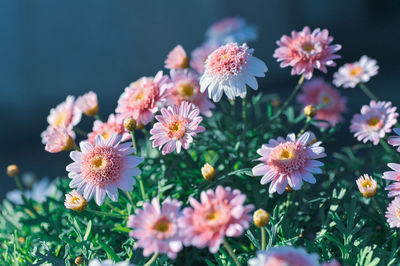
[242, 97, 247, 130]
[137, 176, 147, 201]
[94, 114, 102, 121]
[359, 83, 379, 101]
[85, 209, 127, 218]
[74, 127, 88, 138]
[380, 139, 394, 154]
[105, 201, 124, 214]
[271, 74, 305, 121]
[298, 117, 312, 136]
[261, 227, 266, 250]
[143, 252, 158, 266]
[125, 191, 134, 206]
[371, 197, 382, 215]
[130, 131, 137, 155]
[14, 175, 24, 192]
[223, 239, 240, 266]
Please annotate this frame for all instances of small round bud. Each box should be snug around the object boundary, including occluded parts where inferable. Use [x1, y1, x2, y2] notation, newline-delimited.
[304, 105, 317, 118]
[124, 117, 137, 131]
[253, 209, 270, 228]
[271, 99, 281, 107]
[201, 163, 216, 181]
[18, 237, 25, 244]
[7, 165, 19, 177]
[75, 256, 84, 265]
[64, 190, 88, 211]
[285, 185, 293, 193]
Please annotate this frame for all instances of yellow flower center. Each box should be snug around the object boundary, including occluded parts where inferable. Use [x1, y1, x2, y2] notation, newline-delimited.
[54, 112, 68, 127]
[71, 196, 81, 205]
[302, 44, 314, 52]
[280, 149, 295, 160]
[101, 131, 111, 141]
[322, 96, 330, 104]
[91, 156, 107, 169]
[167, 120, 187, 139]
[177, 82, 195, 98]
[397, 210, 400, 219]
[362, 180, 372, 188]
[206, 210, 220, 221]
[153, 217, 171, 232]
[367, 117, 380, 127]
[350, 66, 363, 76]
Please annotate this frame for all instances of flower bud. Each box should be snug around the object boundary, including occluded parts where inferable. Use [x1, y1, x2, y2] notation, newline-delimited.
[75, 256, 84, 265]
[64, 190, 88, 211]
[7, 164, 19, 177]
[253, 209, 269, 227]
[18, 237, 25, 244]
[76, 91, 99, 116]
[201, 163, 216, 181]
[124, 117, 145, 131]
[271, 99, 281, 107]
[356, 174, 377, 198]
[285, 184, 293, 192]
[304, 105, 317, 118]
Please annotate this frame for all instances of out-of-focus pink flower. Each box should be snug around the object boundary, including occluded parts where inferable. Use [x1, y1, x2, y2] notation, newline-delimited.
[115, 71, 172, 125]
[127, 197, 183, 259]
[333, 56, 379, 88]
[165, 45, 189, 70]
[149, 101, 204, 155]
[350, 100, 398, 145]
[252, 131, 326, 194]
[388, 128, 400, 152]
[273, 26, 341, 80]
[179, 186, 254, 253]
[76, 91, 99, 116]
[322, 259, 341, 266]
[383, 163, 400, 198]
[167, 69, 214, 117]
[386, 197, 400, 228]
[297, 78, 346, 128]
[43, 126, 75, 153]
[248, 246, 320, 266]
[88, 114, 130, 145]
[190, 43, 218, 74]
[206, 17, 258, 45]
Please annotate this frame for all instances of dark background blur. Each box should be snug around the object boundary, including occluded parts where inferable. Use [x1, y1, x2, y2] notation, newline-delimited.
[1, 0, 400, 199]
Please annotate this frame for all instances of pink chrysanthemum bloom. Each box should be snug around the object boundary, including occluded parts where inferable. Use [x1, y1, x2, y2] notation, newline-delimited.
[149, 101, 205, 155]
[76, 91, 99, 116]
[385, 197, 400, 228]
[388, 128, 400, 152]
[88, 114, 130, 145]
[179, 185, 254, 253]
[115, 71, 172, 125]
[66, 133, 143, 206]
[383, 163, 400, 197]
[165, 45, 189, 70]
[356, 174, 377, 198]
[43, 126, 75, 153]
[167, 69, 214, 117]
[248, 247, 320, 266]
[206, 17, 258, 45]
[190, 42, 218, 74]
[200, 43, 267, 102]
[350, 100, 398, 145]
[41, 95, 81, 143]
[273, 26, 341, 80]
[127, 197, 183, 259]
[297, 78, 346, 128]
[252, 131, 326, 194]
[333, 56, 379, 88]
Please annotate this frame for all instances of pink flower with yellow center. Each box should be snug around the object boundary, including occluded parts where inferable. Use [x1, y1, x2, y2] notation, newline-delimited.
[206, 17, 258, 45]
[333, 55, 379, 88]
[248, 247, 320, 266]
[350, 100, 398, 145]
[164, 45, 189, 70]
[149, 101, 205, 155]
[178, 186, 254, 253]
[297, 78, 346, 128]
[76, 91, 99, 116]
[43, 126, 75, 153]
[386, 197, 400, 228]
[127, 197, 183, 259]
[190, 42, 218, 74]
[252, 131, 326, 194]
[167, 69, 214, 117]
[200, 43, 267, 102]
[115, 71, 172, 125]
[88, 114, 130, 145]
[383, 163, 400, 197]
[356, 174, 377, 198]
[388, 128, 400, 152]
[66, 133, 143, 206]
[273, 26, 341, 80]
[64, 190, 87, 211]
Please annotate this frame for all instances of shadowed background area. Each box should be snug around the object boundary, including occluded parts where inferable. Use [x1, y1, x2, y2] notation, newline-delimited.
[1, 0, 400, 199]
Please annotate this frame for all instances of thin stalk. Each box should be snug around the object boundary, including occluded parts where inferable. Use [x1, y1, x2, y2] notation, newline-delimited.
[105, 201, 124, 214]
[371, 197, 383, 215]
[74, 127, 87, 138]
[380, 139, 395, 155]
[144, 252, 158, 266]
[14, 175, 24, 192]
[85, 209, 127, 218]
[242, 97, 247, 130]
[130, 130, 146, 200]
[298, 117, 312, 136]
[223, 239, 240, 266]
[130, 131, 137, 155]
[125, 191, 134, 206]
[359, 83, 379, 101]
[261, 227, 266, 250]
[94, 114, 102, 121]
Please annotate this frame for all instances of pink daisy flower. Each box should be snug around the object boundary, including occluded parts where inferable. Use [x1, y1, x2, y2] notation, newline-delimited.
[127, 197, 183, 259]
[178, 185, 254, 253]
[88, 114, 130, 145]
[333, 55, 379, 88]
[273, 26, 341, 80]
[200, 43, 267, 102]
[43, 126, 75, 153]
[165, 45, 189, 70]
[190, 42, 218, 74]
[297, 78, 346, 128]
[350, 100, 398, 145]
[388, 128, 400, 152]
[76, 91, 99, 116]
[115, 71, 172, 125]
[66, 133, 143, 206]
[252, 131, 326, 194]
[167, 69, 214, 117]
[206, 17, 258, 45]
[248, 247, 320, 266]
[386, 197, 400, 228]
[149, 101, 205, 155]
[383, 163, 400, 197]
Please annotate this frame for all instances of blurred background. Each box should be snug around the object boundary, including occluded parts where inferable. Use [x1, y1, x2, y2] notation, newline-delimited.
[1, 0, 400, 199]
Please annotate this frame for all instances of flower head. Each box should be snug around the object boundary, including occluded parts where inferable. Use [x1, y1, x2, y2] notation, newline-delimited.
[386, 197, 400, 228]
[350, 100, 398, 145]
[64, 190, 88, 211]
[200, 43, 267, 102]
[297, 78, 346, 128]
[66, 133, 143, 206]
[253, 209, 269, 228]
[383, 163, 400, 197]
[88, 114, 130, 145]
[76, 91, 99, 116]
[356, 174, 377, 198]
[273, 26, 341, 80]
[7, 164, 19, 177]
[179, 185, 254, 253]
[388, 128, 400, 152]
[333, 56, 379, 88]
[206, 17, 258, 45]
[167, 69, 214, 117]
[252, 131, 326, 194]
[190, 43, 218, 74]
[127, 197, 183, 259]
[201, 163, 216, 181]
[248, 247, 320, 266]
[150, 101, 205, 155]
[165, 45, 189, 70]
[43, 126, 75, 153]
[116, 71, 172, 125]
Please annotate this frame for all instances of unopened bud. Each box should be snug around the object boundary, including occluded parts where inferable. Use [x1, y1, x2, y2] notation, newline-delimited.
[201, 163, 216, 181]
[124, 117, 144, 131]
[7, 165, 19, 177]
[253, 209, 270, 228]
[304, 105, 317, 118]
[285, 185, 293, 192]
[64, 190, 88, 211]
[75, 256, 84, 265]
